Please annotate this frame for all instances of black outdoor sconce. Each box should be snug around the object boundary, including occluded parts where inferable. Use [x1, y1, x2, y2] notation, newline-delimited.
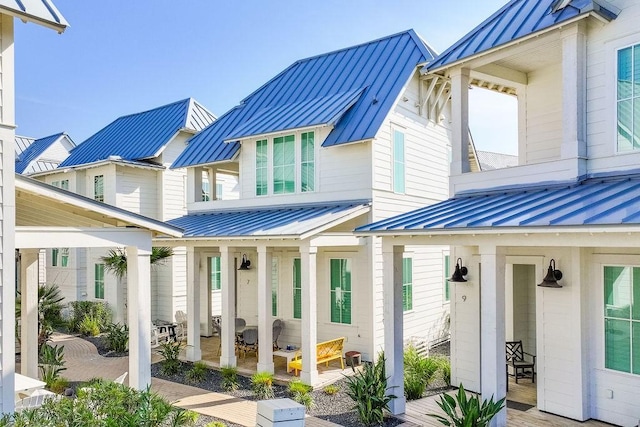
[538, 258, 562, 288]
[449, 257, 468, 282]
[238, 254, 251, 270]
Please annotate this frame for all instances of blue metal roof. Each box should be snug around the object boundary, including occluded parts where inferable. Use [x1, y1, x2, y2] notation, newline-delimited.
[168, 201, 370, 238]
[0, 0, 68, 31]
[356, 175, 640, 232]
[172, 30, 435, 168]
[427, 0, 617, 71]
[15, 132, 67, 173]
[60, 98, 215, 168]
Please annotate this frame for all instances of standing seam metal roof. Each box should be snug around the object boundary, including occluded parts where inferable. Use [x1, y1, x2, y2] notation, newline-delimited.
[356, 174, 640, 232]
[167, 201, 370, 238]
[0, 0, 68, 31]
[59, 98, 216, 168]
[426, 0, 618, 71]
[15, 132, 68, 173]
[172, 30, 435, 168]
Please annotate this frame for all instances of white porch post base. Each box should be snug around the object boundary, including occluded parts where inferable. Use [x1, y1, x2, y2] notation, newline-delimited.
[383, 243, 405, 415]
[220, 246, 236, 367]
[301, 245, 318, 385]
[186, 247, 201, 361]
[127, 246, 152, 390]
[480, 246, 507, 427]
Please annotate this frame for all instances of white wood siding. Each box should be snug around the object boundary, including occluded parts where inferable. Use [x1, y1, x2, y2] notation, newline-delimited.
[524, 63, 563, 163]
[115, 166, 157, 219]
[159, 134, 189, 221]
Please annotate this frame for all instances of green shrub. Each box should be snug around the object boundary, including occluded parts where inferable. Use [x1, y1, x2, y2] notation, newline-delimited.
[220, 365, 239, 391]
[186, 361, 208, 383]
[251, 371, 274, 400]
[48, 377, 69, 394]
[159, 340, 183, 376]
[4, 380, 198, 426]
[323, 384, 340, 395]
[68, 301, 112, 333]
[428, 384, 505, 427]
[205, 422, 227, 427]
[38, 344, 66, 389]
[436, 356, 451, 386]
[105, 323, 129, 352]
[288, 379, 313, 409]
[344, 353, 396, 426]
[403, 346, 441, 400]
[79, 315, 101, 337]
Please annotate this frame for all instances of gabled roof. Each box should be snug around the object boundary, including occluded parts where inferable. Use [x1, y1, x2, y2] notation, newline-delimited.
[0, 0, 68, 32]
[167, 201, 370, 240]
[59, 98, 216, 168]
[172, 30, 436, 168]
[15, 135, 35, 157]
[356, 174, 640, 234]
[427, 0, 618, 72]
[15, 132, 74, 174]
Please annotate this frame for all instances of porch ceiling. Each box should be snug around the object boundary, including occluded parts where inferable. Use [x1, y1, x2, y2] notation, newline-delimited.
[356, 174, 640, 235]
[15, 174, 182, 237]
[165, 200, 370, 240]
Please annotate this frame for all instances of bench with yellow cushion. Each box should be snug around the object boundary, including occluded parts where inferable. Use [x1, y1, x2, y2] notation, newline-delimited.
[288, 337, 345, 375]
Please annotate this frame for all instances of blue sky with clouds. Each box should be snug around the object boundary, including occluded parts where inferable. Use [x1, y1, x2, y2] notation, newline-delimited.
[15, 0, 516, 154]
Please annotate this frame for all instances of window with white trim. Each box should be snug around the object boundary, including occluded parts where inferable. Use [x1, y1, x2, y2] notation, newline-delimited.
[51, 248, 59, 267]
[444, 254, 450, 302]
[94, 175, 104, 202]
[402, 257, 413, 311]
[293, 258, 301, 319]
[617, 44, 640, 152]
[330, 258, 352, 324]
[272, 258, 278, 316]
[604, 266, 640, 374]
[52, 179, 69, 190]
[301, 132, 314, 192]
[209, 256, 221, 290]
[95, 264, 105, 299]
[256, 139, 268, 196]
[61, 248, 69, 267]
[273, 135, 295, 194]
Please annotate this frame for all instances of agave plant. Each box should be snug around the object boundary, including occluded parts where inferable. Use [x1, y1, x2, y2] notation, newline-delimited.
[429, 384, 505, 427]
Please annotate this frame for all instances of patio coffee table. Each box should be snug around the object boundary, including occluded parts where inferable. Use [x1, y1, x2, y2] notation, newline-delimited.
[273, 349, 297, 373]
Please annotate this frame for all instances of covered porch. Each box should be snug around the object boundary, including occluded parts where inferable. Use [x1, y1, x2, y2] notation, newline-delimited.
[12, 175, 182, 410]
[357, 175, 640, 426]
[161, 201, 371, 386]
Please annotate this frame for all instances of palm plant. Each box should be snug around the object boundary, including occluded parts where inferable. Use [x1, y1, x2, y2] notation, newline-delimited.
[16, 283, 65, 349]
[100, 247, 174, 279]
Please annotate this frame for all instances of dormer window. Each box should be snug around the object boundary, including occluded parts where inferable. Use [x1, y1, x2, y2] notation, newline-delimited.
[617, 44, 640, 153]
[255, 131, 316, 196]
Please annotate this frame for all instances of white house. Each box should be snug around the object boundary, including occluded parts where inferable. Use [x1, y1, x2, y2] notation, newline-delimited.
[358, 1, 640, 425]
[161, 30, 458, 386]
[32, 98, 219, 323]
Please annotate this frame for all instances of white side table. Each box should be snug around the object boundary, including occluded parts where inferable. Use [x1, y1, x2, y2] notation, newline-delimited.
[273, 349, 297, 373]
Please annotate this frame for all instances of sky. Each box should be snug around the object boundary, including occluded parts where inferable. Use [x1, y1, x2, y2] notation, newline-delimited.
[15, 0, 517, 155]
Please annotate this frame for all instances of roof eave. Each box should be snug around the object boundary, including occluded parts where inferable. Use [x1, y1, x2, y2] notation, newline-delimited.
[5, 8, 68, 33]
[355, 224, 640, 237]
[15, 174, 183, 237]
[427, 11, 614, 74]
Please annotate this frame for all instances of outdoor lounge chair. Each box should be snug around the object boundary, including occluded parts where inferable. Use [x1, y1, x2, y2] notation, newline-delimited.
[239, 328, 258, 359]
[506, 340, 535, 387]
[175, 311, 187, 340]
[272, 319, 284, 349]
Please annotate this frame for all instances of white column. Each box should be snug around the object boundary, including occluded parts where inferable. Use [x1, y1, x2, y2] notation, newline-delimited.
[257, 246, 274, 373]
[383, 242, 405, 415]
[450, 67, 471, 178]
[220, 246, 237, 367]
[480, 245, 507, 427]
[300, 244, 318, 385]
[20, 249, 39, 378]
[186, 246, 201, 361]
[126, 245, 152, 390]
[199, 252, 212, 337]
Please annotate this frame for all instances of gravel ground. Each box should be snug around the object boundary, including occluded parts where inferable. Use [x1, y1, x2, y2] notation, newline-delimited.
[86, 335, 450, 426]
